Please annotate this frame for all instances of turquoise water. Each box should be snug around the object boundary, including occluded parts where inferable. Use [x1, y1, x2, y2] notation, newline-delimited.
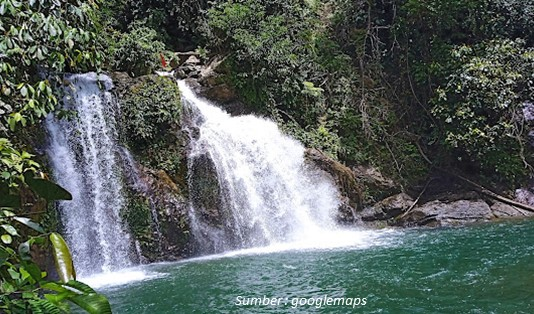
[101, 220, 534, 313]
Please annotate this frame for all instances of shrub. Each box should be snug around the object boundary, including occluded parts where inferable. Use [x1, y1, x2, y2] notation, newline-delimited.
[431, 39, 534, 184]
[0, 0, 103, 133]
[119, 75, 184, 175]
[111, 25, 166, 76]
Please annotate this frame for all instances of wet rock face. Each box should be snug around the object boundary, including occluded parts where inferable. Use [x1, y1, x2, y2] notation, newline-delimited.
[188, 152, 223, 228]
[112, 71, 193, 261]
[123, 163, 193, 263]
[491, 201, 534, 218]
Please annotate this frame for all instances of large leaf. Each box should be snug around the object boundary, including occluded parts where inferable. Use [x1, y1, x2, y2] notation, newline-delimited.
[0, 194, 21, 208]
[13, 216, 45, 233]
[49, 233, 76, 282]
[68, 292, 112, 314]
[45, 281, 112, 314]
[24, 172, 72, 201]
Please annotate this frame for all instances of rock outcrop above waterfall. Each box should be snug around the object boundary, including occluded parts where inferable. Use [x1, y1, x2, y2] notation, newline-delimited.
[174, 54, 249, 116]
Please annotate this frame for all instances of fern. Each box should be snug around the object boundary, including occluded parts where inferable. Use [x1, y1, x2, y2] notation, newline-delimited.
[28, 299, 63, 314]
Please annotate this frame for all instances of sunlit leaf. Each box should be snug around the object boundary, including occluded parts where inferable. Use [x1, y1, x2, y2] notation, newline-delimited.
[1, 234, 12, 244]
[13, 216, 45, 233]
[49, 232, 76, 282]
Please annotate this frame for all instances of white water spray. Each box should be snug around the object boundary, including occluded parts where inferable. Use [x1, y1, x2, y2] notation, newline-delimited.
[46, 73, 133, 277]
[181, 81, 375, 253]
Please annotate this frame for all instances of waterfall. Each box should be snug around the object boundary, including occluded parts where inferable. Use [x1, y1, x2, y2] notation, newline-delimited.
[180, 81, 350, 254]
[46, 73, 133, 277]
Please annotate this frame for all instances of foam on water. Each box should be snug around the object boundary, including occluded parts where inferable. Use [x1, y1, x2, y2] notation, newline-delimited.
[81, 268, 166, 289]
[181, 228, 400, 263]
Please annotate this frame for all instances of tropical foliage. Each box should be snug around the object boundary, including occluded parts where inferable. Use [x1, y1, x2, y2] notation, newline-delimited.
[109, 24, 166, 77]
[2, 1, 534, 311]
[1, 0, 112, 312]
[198, 0, 534, 188]
[432, 40, 534, 182]
[0, 0, 103, 133]
[1, 140, 111, 313]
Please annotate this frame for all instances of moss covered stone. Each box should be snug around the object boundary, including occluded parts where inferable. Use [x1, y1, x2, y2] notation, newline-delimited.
[113, 73, 187, 179]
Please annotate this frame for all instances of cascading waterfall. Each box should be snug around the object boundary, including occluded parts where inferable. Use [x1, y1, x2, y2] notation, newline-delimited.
[46, 73, 133, 277]
[181, 81, 361, 254]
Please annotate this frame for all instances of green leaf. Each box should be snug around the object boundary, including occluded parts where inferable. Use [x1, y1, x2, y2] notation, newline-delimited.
[0, 194, 21, 208]
[49, 232, 76, 282]
[24, 172, 72, 201]
[7, 268, 20, 280]
[42, 282, 68, 293]
[0, 246, 10, 262]
[8, 116, 16, 131]
[23, 261, 43, 281]
[38, 81, 46, 91]
[1, 224, 18, 236]
[1, 234, 12, 244]
[63, 281, 112, 314]
[20, 86, 28, 97]
[13, 217, 45, 233]
[69, 293, 112, 314]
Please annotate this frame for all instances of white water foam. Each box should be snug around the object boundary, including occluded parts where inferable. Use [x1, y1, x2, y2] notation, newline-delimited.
[181, 80, 361, 254]
[81, 267, 166, 289]
[181, 228, 400, 264]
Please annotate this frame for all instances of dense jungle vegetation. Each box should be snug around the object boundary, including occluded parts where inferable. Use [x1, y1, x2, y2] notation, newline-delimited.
[98, 0, 534, 188]
[1, 0, 533, 312]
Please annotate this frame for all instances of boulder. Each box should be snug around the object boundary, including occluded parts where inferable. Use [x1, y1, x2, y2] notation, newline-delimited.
[352, 165, 400, 203]
[185, 55, 201, 65]
[124, 162, 192, 262]
[491, 201, 534, 218]
[188, 152, 223, 227]
[304, 148, 362, 223]
[396, 199, 493, 227]
[203, 83, 237, 104]
[360, 193, 413, 221]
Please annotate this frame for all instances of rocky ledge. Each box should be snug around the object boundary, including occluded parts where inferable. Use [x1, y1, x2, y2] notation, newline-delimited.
[361, 192, 534, 228]
[305, 147, 534, 228]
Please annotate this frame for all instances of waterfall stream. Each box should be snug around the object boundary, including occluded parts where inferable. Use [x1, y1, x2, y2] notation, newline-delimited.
[181, 81, 363, 254]
[46, 73, 133, 277]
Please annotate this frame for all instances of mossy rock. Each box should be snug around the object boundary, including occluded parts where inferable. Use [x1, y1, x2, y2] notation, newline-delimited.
[113, 73, 186, 178]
